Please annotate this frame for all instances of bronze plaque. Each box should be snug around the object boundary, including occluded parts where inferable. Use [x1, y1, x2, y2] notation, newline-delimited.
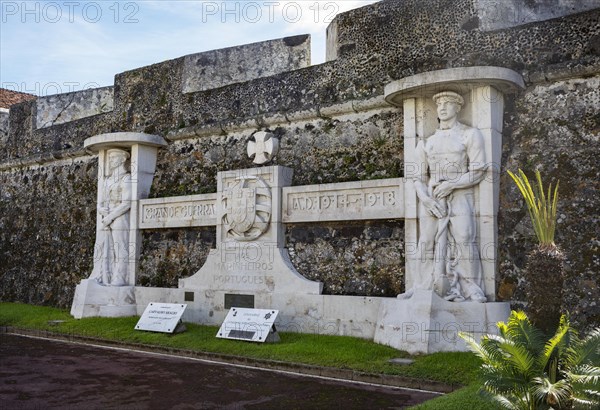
[224, 294, 255, 309]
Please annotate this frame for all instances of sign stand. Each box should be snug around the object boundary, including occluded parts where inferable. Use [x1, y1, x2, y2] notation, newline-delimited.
[217, 307, 280, 343]
[171, 320, 187, 334]
[264, 324, 280, 343]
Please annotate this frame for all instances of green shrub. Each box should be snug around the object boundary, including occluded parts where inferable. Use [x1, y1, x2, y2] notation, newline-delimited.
[461, 311, 600, 410]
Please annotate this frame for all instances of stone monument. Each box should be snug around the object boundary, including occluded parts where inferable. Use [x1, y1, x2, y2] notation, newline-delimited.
[71, 132, 167, 318]
[374, 66, 525, 353]
[69, 67, 525, 354]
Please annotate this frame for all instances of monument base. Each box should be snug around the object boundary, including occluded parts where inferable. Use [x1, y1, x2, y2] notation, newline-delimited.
[71, 279, 137, 319]
[160, 287, 383, 339]
[374, 290, 510, 354]
[179, 246, 322, 295]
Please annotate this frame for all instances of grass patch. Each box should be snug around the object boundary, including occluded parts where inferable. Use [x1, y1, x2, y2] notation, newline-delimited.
[0, 302, 495, 409]
[411, 384, 502, 410]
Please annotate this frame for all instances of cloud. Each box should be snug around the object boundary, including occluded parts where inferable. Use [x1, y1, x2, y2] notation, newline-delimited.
[0, 1, 380, 94]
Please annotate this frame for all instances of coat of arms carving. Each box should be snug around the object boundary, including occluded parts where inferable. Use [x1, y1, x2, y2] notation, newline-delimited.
[222, 176, 272, 241]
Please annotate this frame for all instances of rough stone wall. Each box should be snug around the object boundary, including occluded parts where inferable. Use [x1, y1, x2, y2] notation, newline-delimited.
[138, 228, 216, 288]
[0, 112, 8, 148]
[476, 0, 600, 31]
[2, 100, 115, 160]
[287, 221, 404, 297]
[35, 86, 114, 129]
[0, 0, 598, 330]
[330, 0, 600, 81]
[500, 74, 600, 331]
[0, 158, 97, 305]
[182, 35, 311, 93]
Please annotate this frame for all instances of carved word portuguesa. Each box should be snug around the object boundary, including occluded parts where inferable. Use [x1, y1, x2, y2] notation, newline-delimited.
[291, 191, 396, 211]
[213, 275, 274, 285]
[144, 203, 216, 220]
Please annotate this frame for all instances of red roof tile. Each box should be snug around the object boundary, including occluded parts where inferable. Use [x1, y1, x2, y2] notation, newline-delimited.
[0, 88, 37, 109]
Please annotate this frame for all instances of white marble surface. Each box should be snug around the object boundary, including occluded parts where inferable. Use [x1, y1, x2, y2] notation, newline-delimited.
[89, 149, 132, 286]
[401, 91, 487, 302]
[84, 132, 167, 152]
[247, 131, 279, 165]
[374, 290, 510, 354]
[70, 279, 137, 319]
[71, 133, 167, 318]
[139, 194, 218, 229]
[161, 288, 385, 339]
[282, 178, 404, 223]
[180, 166, 322, 296]
[384, 66, 525, 106]
[388, 67, 525, 302]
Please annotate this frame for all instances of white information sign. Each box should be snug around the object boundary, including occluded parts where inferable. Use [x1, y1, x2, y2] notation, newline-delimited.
[135, 302, 187, 333]
[217, 307, 279, 343]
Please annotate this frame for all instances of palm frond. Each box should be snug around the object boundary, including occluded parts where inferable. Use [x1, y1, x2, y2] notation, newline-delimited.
[569, 364, 600, 384]
[461, 332, 494, 361]
[481, 365, 532, 395]
[507, 169, 559, 246]
[533, 377, 572, 409]
[571, 386, 600, 410]
[465, 310, 600, 410]
[539, 316, 572, 370]
[491, 394, 526, 410]
[499, 341, 537, 379]
[508, 310, 546, 356]
[571, 328, 600, 366]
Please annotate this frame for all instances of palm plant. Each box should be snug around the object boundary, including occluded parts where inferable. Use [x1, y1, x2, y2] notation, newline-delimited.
[461, 311, 600, 410]
[507, 169, 564, 334]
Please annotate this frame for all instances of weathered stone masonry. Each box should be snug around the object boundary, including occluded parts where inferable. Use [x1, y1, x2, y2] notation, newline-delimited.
[0, 0, 598, 330]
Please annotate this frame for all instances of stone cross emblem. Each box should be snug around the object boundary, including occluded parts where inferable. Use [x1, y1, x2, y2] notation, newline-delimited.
[247, 131, 279, 165]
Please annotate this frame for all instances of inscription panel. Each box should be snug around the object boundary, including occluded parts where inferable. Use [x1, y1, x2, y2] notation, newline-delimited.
[224, 294, 255, 309]
[282, 179, 404, 223]
[139, 194, 217, 229]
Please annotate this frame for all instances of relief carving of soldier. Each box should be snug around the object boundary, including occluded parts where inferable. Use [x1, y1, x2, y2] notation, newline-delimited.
[90, 149, 132, 286]
[401, 91, 487, 302]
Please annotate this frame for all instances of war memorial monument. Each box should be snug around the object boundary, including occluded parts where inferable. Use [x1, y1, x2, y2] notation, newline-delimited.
[1, 0, 599, 354]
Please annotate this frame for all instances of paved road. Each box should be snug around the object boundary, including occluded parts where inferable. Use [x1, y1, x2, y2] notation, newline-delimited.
[0, 333, 439, 409]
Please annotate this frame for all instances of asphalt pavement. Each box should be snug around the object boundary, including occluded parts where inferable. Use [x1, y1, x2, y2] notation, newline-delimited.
[0, 333, 440, 409]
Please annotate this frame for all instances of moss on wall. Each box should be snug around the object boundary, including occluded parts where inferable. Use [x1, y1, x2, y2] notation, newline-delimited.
[0, 160, 97, 306]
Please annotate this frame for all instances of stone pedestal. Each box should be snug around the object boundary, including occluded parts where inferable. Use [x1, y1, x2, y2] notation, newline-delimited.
[71, 280, 137, 319]
[373, 290, 510, 354]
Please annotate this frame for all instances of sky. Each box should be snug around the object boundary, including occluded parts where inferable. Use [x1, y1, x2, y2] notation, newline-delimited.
[0, 0, 379, 96]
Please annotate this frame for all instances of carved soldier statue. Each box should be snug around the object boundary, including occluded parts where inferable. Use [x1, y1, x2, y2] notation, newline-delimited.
[90, 149, 132, 286]
[401, 91, 487, 302]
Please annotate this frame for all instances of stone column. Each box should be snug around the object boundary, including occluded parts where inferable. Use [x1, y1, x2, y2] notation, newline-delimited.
[127, 143, 163, 286]
[470, 85, 505, 298]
